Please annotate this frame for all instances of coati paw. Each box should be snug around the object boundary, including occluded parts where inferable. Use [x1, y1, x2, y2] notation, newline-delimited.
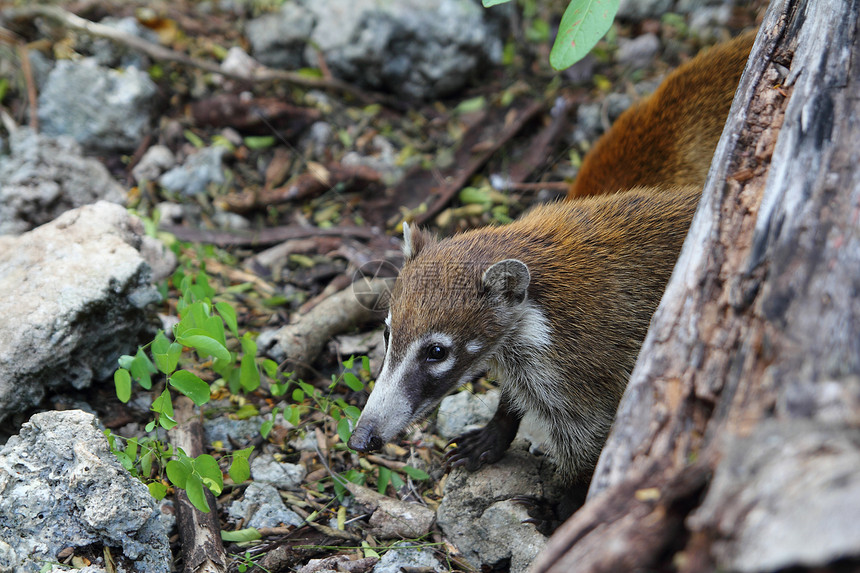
[445, 426, 509, 472]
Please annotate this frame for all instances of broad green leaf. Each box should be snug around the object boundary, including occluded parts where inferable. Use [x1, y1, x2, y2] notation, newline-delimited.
[377, 466, 392, 495]
[336, 418, 352, 445]
[216, 302, 239, 337]
[140, 449, 154, 477]
[166, 459, 190, 488]
[126, 438, 139, 461]
[239, 353, 260, 392]
[342, 356, 355, 369]
[228, 456, 250, 483]
[285, 405, 301, 426]
[194, 454, 224, 495]
[260, 419, 273, 440]
[343, 405, 362, 422]
[176, 334, 231, 362]
[148, 481, 168, 500]
[114, 369, 132, 403]
[151, 389, 174, 416]
[390, 472, 405, 490]
[262, 359, 279, 379]
[130, 348, 156, 390]
[233, 447, 254, 460]
[196, 270, 215, 299]
[115, 451, 133, 471]
[145, 420, 156, 432]
[117, 354, 135, 370]
[169, 370, 211, 405]
[549, 0, 620, 71]
[158, 414, 177, 430]
[221, 528, 261, 542]
[402, 465, 430, 480]
[361, 356, 370, 372]
[291, 388, 305, 402]
[342, 372, 364, 392]
[185, 473, 210, 512]
[482, 0, 512, 6]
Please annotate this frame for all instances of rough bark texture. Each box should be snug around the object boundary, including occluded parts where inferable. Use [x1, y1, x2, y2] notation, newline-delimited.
[531, 0, 860, 571]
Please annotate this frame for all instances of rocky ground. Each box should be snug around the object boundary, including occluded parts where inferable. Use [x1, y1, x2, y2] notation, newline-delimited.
[0, 0, 760, 571]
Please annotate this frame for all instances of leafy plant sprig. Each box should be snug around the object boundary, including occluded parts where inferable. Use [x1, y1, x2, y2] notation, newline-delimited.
[483, 0, 621, 70]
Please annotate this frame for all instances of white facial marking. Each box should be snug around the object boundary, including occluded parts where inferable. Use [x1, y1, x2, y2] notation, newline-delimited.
[466, 340, 483, 354]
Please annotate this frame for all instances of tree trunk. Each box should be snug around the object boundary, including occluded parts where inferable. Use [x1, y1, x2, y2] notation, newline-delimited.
[531, 0, 860, 571]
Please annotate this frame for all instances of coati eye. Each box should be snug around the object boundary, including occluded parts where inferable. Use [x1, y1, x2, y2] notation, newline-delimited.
[383, 326, 390, 349]
[425, 344, 448, 362]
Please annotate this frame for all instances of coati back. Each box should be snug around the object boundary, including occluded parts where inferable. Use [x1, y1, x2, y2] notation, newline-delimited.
[569, 30, 756, 198]
[349, 31, 755, 481]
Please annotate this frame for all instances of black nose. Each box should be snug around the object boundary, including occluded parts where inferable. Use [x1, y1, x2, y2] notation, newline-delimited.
[348, 424, 384, 452]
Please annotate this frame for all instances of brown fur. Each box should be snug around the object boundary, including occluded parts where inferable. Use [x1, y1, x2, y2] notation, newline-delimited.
[350, 32, 755, 481]
[391, 187, 700, 478]
[568, 30, 756, 198]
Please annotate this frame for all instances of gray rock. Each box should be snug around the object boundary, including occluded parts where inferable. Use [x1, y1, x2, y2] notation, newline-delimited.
[228, 482, 303, 528]
[263, 0, 505, 99]
[0, 128, 125, 235]
[616, 33, 661, 68]
[246, 3, 316, 69]
[220, 46, 261, 79]
[372, 541, 445, 573]
[159, 146, 226, 196]
[0, 410, 171, 573]
[436, 445, 565, 573]
[203, 415, 263, 450]
[250, 453, 307, 489]
[436, 389, 499, 440]
[131, 145, 176, 184]
[0, 202, 159, 424]
[38, 59, 157, 152]
[617, 0, 673, 19]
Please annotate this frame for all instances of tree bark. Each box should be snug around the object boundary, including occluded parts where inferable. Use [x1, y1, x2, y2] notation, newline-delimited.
[531, 0, 860, 571]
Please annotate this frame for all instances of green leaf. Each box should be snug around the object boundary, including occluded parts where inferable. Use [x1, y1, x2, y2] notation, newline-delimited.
[262, 359, 279, 379]
[148, 481, 168, 500]
[482, 0, 512, 6]
[337, 418, 352, 445]
[390, 472, 405, 490]
[342, 355, 355, 369]
[342, 372, 364, 392]
[185, 473, 211, 512]
[126, 437, 139, 461]
[285, 405, 301, 426]
[361, 356, 370, 372]
[343, 405, 362, 422]
[140, 449, 154, 477]
[115, 451, 133, 471]
[152, 388, 174, 416]
[292, 388, 305, 402]
[130, 348, 156, 390]
[239, 353, 260, 392]
[454, 95, 486, 114]
[175, 333, 231, 362]
[402, 465, 430, 481]
[145, 420, 156, 433]
[377, 466, 391, 495]
[114, 369, 132, 403]
[550, 0, 619, 70]
[169, 370, 211, 405]
[260, 419, 273, 439]
[151, 331, 173, 374]
[216, 302, 239, 337]
[221, 528, 262, 542]
[228, 456, 251, 483]
[244, 135, 276, 149]
[166, 459, 190, 488]
[158, 414, 178, 430]
[184, 129, 205, 149]
[194, 454, 224, 495]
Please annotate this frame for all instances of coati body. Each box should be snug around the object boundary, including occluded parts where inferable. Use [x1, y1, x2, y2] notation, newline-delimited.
[348, 31, 755, 481]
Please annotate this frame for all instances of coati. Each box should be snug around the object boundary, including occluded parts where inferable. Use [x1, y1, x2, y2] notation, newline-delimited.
[348, 30, 756, 482]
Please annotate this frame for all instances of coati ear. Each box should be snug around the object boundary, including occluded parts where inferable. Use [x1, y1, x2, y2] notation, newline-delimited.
[482, 259, 530, 306]
[402, 222, 430, 261]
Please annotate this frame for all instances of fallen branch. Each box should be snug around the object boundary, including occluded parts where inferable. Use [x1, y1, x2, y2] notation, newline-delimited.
[261, 277, 391, 377]
[1, 4, 388, 105]
[158, 223, 380, 248]
[169, 397, 228, 573]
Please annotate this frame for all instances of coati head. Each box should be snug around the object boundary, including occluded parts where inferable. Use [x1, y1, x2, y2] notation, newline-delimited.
[347, 222, 533, 452]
